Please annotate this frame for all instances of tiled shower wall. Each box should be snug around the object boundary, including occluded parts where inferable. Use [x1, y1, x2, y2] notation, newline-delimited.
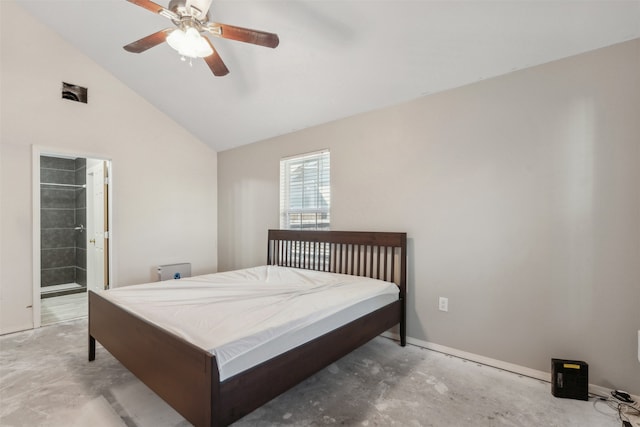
[40, 156, 87, 289]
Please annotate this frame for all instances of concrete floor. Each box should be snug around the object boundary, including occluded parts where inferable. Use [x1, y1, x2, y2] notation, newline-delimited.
[0, 319, 623, 427]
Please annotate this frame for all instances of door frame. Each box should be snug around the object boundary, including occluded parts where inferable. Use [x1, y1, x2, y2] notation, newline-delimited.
[32, 145, 114, 328]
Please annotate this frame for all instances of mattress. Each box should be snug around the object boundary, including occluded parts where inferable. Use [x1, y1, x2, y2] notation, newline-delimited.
[97, 265, 399, 380]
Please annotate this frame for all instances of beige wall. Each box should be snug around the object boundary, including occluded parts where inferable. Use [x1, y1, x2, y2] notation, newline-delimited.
[218, 39, 640, 393]
[0, 1, 218, 333]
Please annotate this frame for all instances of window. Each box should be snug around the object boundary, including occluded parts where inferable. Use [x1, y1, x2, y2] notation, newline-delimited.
[280, 150, 330, 230]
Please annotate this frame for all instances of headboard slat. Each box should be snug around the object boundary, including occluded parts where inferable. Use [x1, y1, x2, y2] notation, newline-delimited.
[267, 229, 407, 291]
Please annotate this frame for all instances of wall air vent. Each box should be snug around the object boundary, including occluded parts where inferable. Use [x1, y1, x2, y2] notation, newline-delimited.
[61, 82, 88, 104]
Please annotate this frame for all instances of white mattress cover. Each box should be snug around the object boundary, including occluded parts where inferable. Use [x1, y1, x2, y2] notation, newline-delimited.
[97, 265, 399, 380]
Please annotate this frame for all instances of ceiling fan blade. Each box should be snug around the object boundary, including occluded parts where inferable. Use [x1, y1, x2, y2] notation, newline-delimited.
[127, 0, 166, 14]
[123, 28, 173, 53]
[203, 38, 229, 76]
[209, 23, 279, 49]
[126, 0, 179, 20]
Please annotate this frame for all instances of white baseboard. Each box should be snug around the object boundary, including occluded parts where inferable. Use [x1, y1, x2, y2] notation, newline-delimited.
[0, 322, 34, 336]
[382, 332, 638, 401]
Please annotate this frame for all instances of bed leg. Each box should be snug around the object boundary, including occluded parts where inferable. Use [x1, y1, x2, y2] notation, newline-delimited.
[400, 297, 407, 347]
[89, 335, 96, 361]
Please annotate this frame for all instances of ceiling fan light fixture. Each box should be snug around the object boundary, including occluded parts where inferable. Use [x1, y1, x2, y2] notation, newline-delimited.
[166, 27, 213, 58]
[123, 0, 279, 77]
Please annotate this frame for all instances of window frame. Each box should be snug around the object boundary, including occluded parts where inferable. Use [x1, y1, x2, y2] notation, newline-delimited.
[279, 150, 330, 231]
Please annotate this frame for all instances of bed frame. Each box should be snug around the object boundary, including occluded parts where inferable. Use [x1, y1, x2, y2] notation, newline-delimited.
[89, 229, 407, 427]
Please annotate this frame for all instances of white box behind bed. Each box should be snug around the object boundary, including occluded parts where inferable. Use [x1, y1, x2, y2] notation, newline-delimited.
[157, 263, 191, 281]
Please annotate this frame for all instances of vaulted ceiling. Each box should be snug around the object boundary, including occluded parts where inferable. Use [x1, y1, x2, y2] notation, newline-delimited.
[14, 0, 640, 152]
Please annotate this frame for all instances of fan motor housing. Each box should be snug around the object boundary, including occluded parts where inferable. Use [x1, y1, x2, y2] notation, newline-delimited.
[168, 0, 186, 12]
[169, 0, 208, 21]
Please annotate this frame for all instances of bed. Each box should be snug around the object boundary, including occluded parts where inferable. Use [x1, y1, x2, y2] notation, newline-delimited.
[88, 229, 407, 427]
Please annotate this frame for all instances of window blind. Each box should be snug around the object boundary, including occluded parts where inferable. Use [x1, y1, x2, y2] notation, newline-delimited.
[280, 150, 330, 230]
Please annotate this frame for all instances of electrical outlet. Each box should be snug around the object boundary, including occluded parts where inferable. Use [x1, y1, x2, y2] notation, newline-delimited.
[439, 297, 448, 312]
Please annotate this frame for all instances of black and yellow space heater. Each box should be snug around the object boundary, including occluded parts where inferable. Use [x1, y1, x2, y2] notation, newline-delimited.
[551, 358, 589, 401]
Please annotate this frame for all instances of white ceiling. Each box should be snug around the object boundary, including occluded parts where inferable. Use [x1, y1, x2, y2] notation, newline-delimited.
[14, 0, 640, 152]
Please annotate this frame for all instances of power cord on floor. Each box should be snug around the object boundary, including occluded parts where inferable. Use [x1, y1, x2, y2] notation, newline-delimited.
[591, 391, 640, 427]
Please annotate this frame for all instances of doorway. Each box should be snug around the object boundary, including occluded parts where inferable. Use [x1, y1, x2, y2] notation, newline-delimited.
[34, 149, 112, 327]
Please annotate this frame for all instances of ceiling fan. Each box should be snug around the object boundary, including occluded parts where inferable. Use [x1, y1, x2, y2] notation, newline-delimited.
[123, 0, 279, 76]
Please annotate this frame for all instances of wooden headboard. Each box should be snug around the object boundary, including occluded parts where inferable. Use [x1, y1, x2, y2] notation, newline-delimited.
[267, 229, 407, 344]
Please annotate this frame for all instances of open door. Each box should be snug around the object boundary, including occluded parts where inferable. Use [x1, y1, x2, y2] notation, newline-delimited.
[34, 150, 113, 328]
[87, 160, 109, 292]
